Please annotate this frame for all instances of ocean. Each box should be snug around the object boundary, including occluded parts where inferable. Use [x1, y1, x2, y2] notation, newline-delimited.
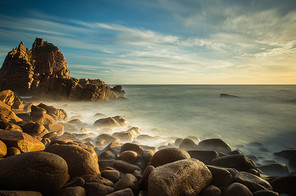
[47, 85, 296, 166]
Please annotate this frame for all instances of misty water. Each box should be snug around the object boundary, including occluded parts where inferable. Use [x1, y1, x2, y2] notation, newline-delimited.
[46, 85, 296, 166]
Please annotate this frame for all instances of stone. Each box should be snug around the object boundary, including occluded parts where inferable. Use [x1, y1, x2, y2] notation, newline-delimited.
[68, 119, 84, 125]
[0, 139, 7, 157]
[101, 169, 120, 183]
[0, 129, 45, 152]
[258, 162, 289, 176]
[21, 122, 49, 137]
[38, 103, 67, 121]
[200, 185, 221, 196]
[0, 151, 69, 193]
[58, 122, 79, 132]
[16, 112, 31, 121]
[113, 131, 134, 142]
[30, 105, 56, 125]
[7, 146, 21, 156]
[289, 154, 296, 170]
[103, 142, 122, 154]
[253, 190, 279, 196]
[0, 190, 42, 196]
[197, 138, 232, 153]
[113, 116, 127, 126]
[0, 120, 23, 132]
[0, 100, 22, 123]
[99, 150, 116, 160]
[220, 93, 239, 98]
[0, 90, 24, 110]
[207, 165, 233, 187]
[270, 175, 296, 195]
[142, 149, 154, 163]
[64, 177, 85, 188]
[224, 182, 252, 196]
[45, 144, 100, 178]
[54, 186, 86, 196]
[0, 38, 117, 101]
[139, 165, 155, 190]
[114, 173, 139, 192]
[84, 182, 114, 196]
[106, 188, 133, 196]
[149, 147, 190, 167]
[179, 138, 198, 151]
[96, 134, 120, 146]
[274, 150, 296, 159]
[136, 134, 156, 143]
[94, 117, 121, 128]
[113, 160, 142, 173]
[120, 150, 139, 163]
[111, 85, 126, 96]
[120, 143, 144, 156]
[212, 155, 257, 171]
[234, 171, 272, 192]
[45, 123, 64, 135]
[188, 150, 219, 164]
[148, 158, 212, 196]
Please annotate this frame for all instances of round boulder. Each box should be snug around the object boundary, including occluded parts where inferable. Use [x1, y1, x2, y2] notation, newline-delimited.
[224, 182, 252, 196]
[197, 138, 232, 153]
[0, 139, 7, 157]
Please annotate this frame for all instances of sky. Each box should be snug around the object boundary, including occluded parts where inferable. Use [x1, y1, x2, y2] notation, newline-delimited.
[0, 0, 295, 84]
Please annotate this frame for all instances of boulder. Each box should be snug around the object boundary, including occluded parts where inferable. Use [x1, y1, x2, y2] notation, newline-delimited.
[63, 177, 85, 188]
[53, 186, 86, 196]
[0, 90, 24, 110]
[120, 150, 139, 163]
[106, 188, 133, 196]
[289, 154, 296, 170]
[197, 138, 232, 153]
[0, 139, 7, 157]
[0, 120, 23, 132]
[0, 129, 45, 152]
[258, 162, 289, 176]
[207, 165, 232, 187]
[188, 150, 219, 164]
[101, 169, 120, 183]
[45, 123, 64, 135]
[81, 174, 113, 186]
[179, 138, 198, 151]
[148, 158, 212, 196]
[0, 100, 22, 123]
[111, 85, 126, 96]
[113, 116, 127, 126]
[38, 103, 67, 121]
[21, 122, 49, 137]
[274, 150, 296, 159]
[94, 117, 121, 128]
[114, 173, 139, 192]
[220, 93, 239, 98]
[7, 146, 21, 156]
[112, 131, 134, 142]
[120, 143, 144, 156]
[113, 160, 142, 173]
[96, 134, 120, 146]
[84, 182, 114, 196]
[45, 144, 100, 178]
[270, 175, 296, 195]
[224, 182, 252, 196]
[68, 119, 84, 125]
[0, 151, 69, 193]
[234, 171, 272, 192]
[139, 165, 155, 190]
[30, 105, 56, 124]
[149, 148, 190, 167]
[212, 155, 256, 171]
[200, 185, 221, 196]
[0, 190, 42, 196]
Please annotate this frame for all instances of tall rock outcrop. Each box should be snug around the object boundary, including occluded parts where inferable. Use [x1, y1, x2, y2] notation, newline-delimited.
[0, 38, 117, 101]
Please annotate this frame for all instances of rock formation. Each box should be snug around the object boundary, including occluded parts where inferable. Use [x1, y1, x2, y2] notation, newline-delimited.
[0, 38, 118, 101]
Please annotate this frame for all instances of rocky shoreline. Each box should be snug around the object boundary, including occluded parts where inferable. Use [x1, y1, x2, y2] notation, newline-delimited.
[0, 89, 295, 196]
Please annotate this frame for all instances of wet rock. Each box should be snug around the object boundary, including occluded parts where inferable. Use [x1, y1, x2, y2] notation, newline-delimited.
[259, 162, 289, 176]
[30, 105, 55, 125]
[0, 121, 23, 132]
[114, 173, 139, 192]
[101, 168, 120, 183]
[139, 165, 155, 190]
[253, 190, 279, 196]
[121, 143, 144, 156]
[113, 160, 142, 173]
[289, 155, 296, 171]
[16, 112, 31, 121]
[0, 130, 45, 152]
[81, 175, 113, 186]
[94, 117, 120, 128]
[212, 154, 257, 171]
[54, 186, 86, 196]
[0, 90, 24, 110]
[234, 171, 272, 192]
[179, 138, 198, 151]
[136, 134, 156, 143]
[0, 139, 7, 157]
[120, 150, 139, 163]
[200, 185, 221, 196]
[207, 165, 233, 187]
[94, 113, 107, 118]
[220, 93, 239, 98]
[224, 182, 252, 196]
[0, 151, 69, 193]
[188, 150, 219, 164]
[104, 142, 122, 154]
[111, 85, 126, 96]
[148, 158, 212, 196]
[113, 116, 127, 126]
[64, 177, 85, 188]
[270, 175, 296, 195]
[274, 150, 296, 159]
[45, 144, 100, 178]
[0, 190, 42, 196]
[84, 182, 114, 196]
[113, 131, 134, 142]
[21, 122, 49, 137]
[7, 146, 21, 156]
[197, 138, 232, 153]
[99, 150, 116, 160]
[68, 119, 84, 125]
[38, 103, 67, 121]
[80, 126, 90, 133]
[149, 147, 190, 167]
[58, 122, 79, 132]
[142, 149, 154, 163]
[96, 134, 120, 146]
[106, 188, 133, 196]
[45, 123, 64, 135]
[0, 100, 22, 123]
[174, 138, 183, 146]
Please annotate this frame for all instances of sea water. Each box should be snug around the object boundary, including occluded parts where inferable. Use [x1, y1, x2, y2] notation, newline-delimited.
[47, 85, 296, 164]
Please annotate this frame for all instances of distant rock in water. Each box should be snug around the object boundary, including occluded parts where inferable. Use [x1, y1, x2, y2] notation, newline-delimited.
[220, 93, 239, 98]
[0, 38, 118, 101]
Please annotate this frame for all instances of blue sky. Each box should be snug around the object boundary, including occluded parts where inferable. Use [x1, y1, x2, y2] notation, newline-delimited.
[0, 0, 295, 84]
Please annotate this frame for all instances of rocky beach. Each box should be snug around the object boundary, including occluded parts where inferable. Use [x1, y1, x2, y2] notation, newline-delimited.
[0, 39, 295, 196]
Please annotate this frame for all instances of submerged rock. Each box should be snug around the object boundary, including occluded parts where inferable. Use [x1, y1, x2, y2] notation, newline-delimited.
[197, 138, 232, 153]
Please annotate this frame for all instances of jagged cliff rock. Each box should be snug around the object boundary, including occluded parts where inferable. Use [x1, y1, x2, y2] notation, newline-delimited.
[0, 38, 117, 101]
